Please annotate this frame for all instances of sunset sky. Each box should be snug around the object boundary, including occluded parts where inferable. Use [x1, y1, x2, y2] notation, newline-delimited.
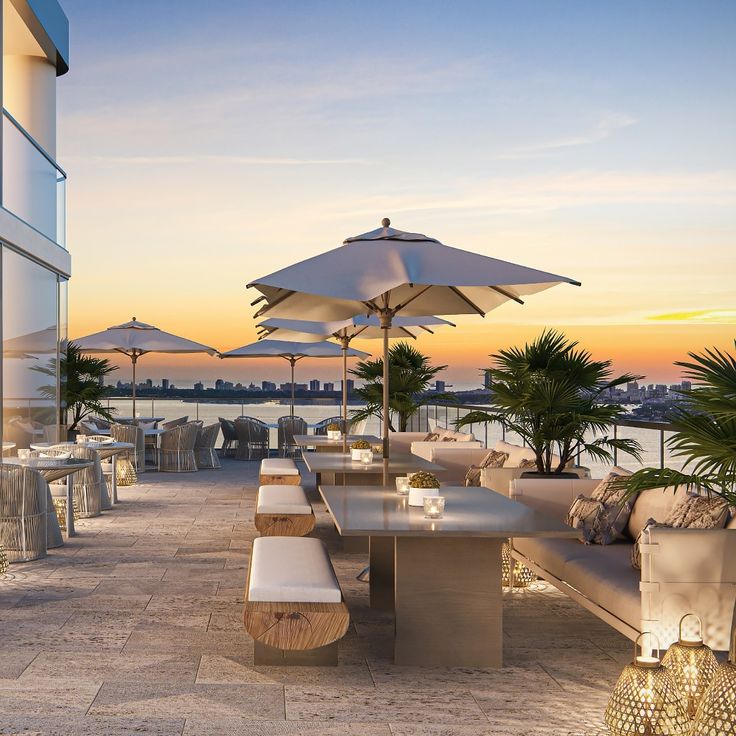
[59, 1, 735, 389]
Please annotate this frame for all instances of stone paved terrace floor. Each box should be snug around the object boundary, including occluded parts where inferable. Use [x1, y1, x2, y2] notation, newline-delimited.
[0, 458, 626, 735]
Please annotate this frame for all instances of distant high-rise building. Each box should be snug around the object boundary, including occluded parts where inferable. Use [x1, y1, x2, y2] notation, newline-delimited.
[681, 381, 692, 391]
[215, 379, 224, 391]
[194, 381, 204, 391]
[145, 378, 153, 389]
[309, 379, 321, 392]
[262, 380, 277, 391]
[323, 382, 335, 393]
[341, 379, 355, 394]
[435, 380, 445, 392]
[483, 369, 492, 390]
[161, 378, 170, 390]
[627, 381, 639, 393]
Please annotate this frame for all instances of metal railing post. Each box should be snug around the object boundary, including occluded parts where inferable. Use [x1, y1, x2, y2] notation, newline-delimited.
[660, 430, 665, 469]
[613, 424, 618, 467]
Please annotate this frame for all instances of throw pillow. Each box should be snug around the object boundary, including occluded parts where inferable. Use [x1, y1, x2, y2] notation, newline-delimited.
[664, 494, 730, 528]
[423, 432, 440, 442]
[138, 420, 156, 431]
[591, 471, 633, 506]
[464, 465, 482, 487]
[518, 458, 538, 470]
[565, 493, 632, 546]
[479, 449, 508, 469]
[441, 436, 458, 442]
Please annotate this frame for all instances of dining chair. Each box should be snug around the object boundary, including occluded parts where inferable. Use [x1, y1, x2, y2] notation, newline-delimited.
[0, 465, 48, 562]
[195, 423, 221, 469]
[157, 422, 199, 472]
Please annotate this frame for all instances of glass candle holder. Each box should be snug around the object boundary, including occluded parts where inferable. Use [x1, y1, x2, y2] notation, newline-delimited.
[17, 448, 30, 463]
[423, 495, 445, 519]
[360, 450, 373, 464]
[76, 435, 87, 444]
[395, 476, 410, 495]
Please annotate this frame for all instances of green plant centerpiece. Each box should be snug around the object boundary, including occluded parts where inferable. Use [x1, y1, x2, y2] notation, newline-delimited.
[457, 330, 642, 475]
[409, 471, 440, 489]
[623, 342, 736, 505]
[350, 342, 454, 432]
[350, 438, 372, 461]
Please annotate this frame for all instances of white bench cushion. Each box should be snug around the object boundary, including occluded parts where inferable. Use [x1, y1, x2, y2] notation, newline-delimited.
[248, 537, 341, 603]
[257, 485, 311, 515]
[260, 458, 299, 476]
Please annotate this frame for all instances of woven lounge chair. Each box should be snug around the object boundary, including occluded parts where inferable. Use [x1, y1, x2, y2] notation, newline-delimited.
[0, 465, 48, 562]
[157, 421, 199, 472]
[195, 423, 221, 469]
[277, 416, 307, 458]
[218, 418, 238, 456]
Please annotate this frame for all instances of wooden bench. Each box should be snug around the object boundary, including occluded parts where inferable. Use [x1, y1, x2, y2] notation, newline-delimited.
[255, 485, 315, 537]
[259, 458, 301, 486]
[244, 536, 350, 665]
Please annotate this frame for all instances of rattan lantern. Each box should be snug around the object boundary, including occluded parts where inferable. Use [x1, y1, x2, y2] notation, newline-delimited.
[501, 542, 535, 588]
[605, 634, 691, 736]
[116, 457, 137, 487]
[662, 614, 718, 718]
[0, 544, 8, 576]
[691, 608, 736, 735]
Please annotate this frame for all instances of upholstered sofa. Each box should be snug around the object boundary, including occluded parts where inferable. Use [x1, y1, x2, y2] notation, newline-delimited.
[509, 476, 736, 652]
[389, 429, 483, 463]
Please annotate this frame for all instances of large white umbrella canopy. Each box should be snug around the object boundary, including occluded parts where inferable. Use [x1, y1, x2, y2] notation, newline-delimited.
[73, 318, 217, 416]
[219, 339, 369, 417]
[248, 219, 581, 461]
[256, 315, 454, 440]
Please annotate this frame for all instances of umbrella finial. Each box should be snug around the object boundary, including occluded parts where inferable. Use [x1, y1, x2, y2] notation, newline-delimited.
[381, 217, 390, 228]
[132, 316, 137, 321]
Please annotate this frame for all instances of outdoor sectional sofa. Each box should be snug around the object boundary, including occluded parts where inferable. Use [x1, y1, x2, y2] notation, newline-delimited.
[508, 476, 736, 652]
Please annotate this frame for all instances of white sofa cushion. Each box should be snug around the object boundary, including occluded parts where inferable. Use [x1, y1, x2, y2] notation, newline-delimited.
[563, 545, 641, 630]
[494, 440, 562, 469]
[248, 537, 342, 603]
[257, 485, 311, 515]
[513, 537, 590, 580]
[260, 458, 300, 476]
[626, 486, 690, 540]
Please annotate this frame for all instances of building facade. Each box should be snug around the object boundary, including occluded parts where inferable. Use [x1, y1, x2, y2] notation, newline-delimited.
[1, 0, 69, 448]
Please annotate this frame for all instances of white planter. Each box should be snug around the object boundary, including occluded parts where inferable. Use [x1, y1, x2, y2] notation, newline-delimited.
[408, 486, 440, 507]
[327, 430, 341, 441]
[351, 448, 366, 461]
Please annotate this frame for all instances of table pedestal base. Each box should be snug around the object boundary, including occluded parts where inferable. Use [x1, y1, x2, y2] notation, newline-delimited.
[394, 536, 503, 667]
[369, 536, 395, 610]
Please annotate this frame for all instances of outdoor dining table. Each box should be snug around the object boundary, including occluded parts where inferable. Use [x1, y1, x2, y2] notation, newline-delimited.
[31, 441, 135, 504]
[293, 434, 382, 453]
[2, 457, 94, 542]
[319, 483, 579, 667]
[2, 441, 16, 454]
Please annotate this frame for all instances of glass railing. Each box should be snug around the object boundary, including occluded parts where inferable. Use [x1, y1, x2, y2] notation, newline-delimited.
[1, 108, 67, 248]
[406, 402, 681, 476]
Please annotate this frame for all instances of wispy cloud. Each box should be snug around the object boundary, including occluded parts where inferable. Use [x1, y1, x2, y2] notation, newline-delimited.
[494, 112, 638, 160]
[67, 154, 371, 167]
[649, 309, 736, 324]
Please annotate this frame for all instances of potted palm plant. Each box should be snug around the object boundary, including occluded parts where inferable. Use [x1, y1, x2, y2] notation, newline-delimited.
[623, 343, 736, 504]
[457, 330, 642, 476]
[349, 342, 454, 432]
[33, 341, 118, 435]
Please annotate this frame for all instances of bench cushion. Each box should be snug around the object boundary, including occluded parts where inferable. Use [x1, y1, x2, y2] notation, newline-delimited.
[513, 537, 590, 580]
[248, 537, 341, 603]
[260, 458, 299, 476]
[257, 485, 311, 515]
[626, 486, 690, 539]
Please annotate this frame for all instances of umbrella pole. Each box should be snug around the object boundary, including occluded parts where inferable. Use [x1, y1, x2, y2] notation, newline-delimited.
[381, 314, 391, 486]
[341, 336, 349, 454]
[290, 358, 295, 418]
[131, 354, 137, 418]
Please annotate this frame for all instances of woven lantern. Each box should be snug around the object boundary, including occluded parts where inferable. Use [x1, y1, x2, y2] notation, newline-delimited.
[0, 544, 8, 576]
[116, 457, 137, 486]
[605, 634, 691, 736]
[691, 608, 736, 735]
[661, 614, 718, 718]
[501, 542, 535, 588]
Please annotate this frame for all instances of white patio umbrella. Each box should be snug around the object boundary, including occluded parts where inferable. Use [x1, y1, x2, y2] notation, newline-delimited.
[248, 218, 581, 460]
[256, 315, 455, 440]
[218, 339, 369, 417]
[73, 318, 217, 416]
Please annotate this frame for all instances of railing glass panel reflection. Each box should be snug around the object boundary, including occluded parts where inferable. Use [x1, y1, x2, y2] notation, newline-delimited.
[2, 109, 67, 248]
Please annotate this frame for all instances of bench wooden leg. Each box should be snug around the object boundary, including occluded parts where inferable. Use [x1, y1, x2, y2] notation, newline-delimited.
[254, 640, 338, 666]
[254, 512, 315, 537]
[259, 474, 301, 485]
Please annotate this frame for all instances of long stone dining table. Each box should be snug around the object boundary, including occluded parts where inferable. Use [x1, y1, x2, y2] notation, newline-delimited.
[318, 483, 579, 667]
[302, 452, 443, 487]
